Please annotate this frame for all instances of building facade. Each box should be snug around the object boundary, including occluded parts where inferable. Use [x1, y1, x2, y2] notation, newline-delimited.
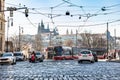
[37, 20, 59, 47]
[0, 0, 5, 53]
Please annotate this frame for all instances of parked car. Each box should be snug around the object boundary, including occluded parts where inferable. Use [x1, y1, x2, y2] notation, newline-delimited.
[29, 51, 44, 62]
[92, 52, 98, 62]
[78, 50, 94, 63]
[13, 51, 25, 61]
[0, 52, 16, 65]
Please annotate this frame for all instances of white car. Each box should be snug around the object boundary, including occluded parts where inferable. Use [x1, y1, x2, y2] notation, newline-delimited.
[14, 52, 25, 61]
[78, 50, 94, 63]
[0, 52, 16, 65]
[35, 51, 44, 62]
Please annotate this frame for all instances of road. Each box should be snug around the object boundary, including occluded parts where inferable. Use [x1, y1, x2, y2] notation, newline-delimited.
[0, 60, 120, 80]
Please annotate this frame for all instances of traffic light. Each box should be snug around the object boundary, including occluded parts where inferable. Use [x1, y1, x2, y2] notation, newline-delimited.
[66, 11, 70, 15]
[25, 8, 29, 17]
[101, 7, 106, 11]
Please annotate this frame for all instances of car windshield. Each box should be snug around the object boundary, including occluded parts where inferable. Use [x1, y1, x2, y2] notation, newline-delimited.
[81, 51, 90, 54]
[14, 53, 22, 56]
[92, 52, 97, 54]
[35, 52, 41, 55]
[2, 53, 12, 57]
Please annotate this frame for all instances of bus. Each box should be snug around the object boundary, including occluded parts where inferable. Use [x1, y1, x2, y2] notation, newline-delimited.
[53, 46, 78, 60]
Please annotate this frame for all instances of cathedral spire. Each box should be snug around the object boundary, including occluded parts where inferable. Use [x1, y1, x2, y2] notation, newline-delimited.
[41, 20, 44, 29]
[66, 29, 69, 35]
[37, 23, 41, 34]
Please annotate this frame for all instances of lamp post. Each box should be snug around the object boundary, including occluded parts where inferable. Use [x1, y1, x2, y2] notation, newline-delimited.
[107, 22, 109, 57]
[19, 26, 23, 51]
[6, 17, 13, 52]
[6, 17, 9, 52]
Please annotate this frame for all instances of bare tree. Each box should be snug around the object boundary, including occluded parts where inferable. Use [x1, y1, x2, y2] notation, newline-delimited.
[9, 33, 19, 51]
[80, 32, 92, 48]
[35, 34, 43, 51]
[64, 39, 73, 47]
[79, 32, 107, 48]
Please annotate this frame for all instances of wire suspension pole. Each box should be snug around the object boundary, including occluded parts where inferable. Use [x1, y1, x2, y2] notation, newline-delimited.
[6, 17, 9, 52]
[19, 26, 21, 51]
[107, 22, 109, 57]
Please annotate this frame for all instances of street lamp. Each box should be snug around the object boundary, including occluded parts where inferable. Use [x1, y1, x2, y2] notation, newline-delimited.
[106, 23, 109, 57]
[19, 26, 23, 51]
[6, 17, 13, 52]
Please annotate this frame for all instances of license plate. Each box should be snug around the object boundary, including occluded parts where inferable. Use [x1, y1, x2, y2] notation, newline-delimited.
[83, 55, 87, 57]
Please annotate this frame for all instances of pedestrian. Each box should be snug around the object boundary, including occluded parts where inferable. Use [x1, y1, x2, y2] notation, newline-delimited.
[31, 51, 36, 62]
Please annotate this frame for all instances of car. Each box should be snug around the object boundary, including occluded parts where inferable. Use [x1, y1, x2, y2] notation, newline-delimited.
[35, 51, 45, 62]
[92, 52, 98, 62]
[13, 51, 25, 61]
[78, 50, 94, 63]
[29, 51, 44, 62]
[0, 52, 16, 65]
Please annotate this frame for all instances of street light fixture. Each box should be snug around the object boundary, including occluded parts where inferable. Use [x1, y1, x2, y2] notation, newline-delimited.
[19, 26, 23, 51]
[6, 17, 13, 52]
[66, 11, 70, 15]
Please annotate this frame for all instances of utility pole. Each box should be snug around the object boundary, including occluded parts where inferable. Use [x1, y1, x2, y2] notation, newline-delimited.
[107, 22, 109, 57]
[76, 29, 78, 55]
[6, 17, 9, 52]
[19, 26, 21, 51]
[76, 30, 78, 48]
[114, 29, 116, 48]
[114, 29, 116, 59]
[19, 26, 23, 51]
[6, 17, 13, 52]
[49, 31, 52, 46]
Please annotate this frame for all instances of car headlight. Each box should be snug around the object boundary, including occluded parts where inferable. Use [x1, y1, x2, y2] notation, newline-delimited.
[8, 58, 13, 61]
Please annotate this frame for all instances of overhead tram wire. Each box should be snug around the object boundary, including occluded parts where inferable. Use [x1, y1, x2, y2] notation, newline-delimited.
[62, 0, 87, 15]
[5, 2, 21, 7]
[5, 2, 120, 17]
[105, 3, 120, 8]
[26, 17, 37, 28]
[57, 19, 120, 27]
[62, 0, 120, 33]
[5, 2, 120, 27]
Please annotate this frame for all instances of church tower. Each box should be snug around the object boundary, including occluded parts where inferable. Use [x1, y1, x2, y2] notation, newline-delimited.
[37, 23, 41, 34]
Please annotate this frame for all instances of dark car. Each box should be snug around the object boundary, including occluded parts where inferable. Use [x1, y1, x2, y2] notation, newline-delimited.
[92, 52, 98, 62]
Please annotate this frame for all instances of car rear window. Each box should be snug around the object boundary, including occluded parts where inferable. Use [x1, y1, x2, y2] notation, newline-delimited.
[14, 53, 22, 56]
[36, 52, 41, 55]
[81, 51, 90, 54]
[2, 53, 12, 57]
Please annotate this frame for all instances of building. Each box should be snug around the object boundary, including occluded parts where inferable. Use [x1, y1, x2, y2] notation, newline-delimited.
[0, 0, 5, 53]
[37, 20, 59, 47]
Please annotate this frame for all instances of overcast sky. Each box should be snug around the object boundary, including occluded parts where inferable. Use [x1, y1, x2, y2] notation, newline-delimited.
[5, 0, 120, 37]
